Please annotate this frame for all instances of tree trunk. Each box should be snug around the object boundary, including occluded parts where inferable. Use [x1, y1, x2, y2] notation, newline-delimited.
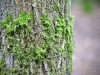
[0, 0, 74, 75]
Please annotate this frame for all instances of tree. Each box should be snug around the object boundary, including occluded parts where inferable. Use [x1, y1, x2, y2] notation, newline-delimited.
[0, 0, 74, 75]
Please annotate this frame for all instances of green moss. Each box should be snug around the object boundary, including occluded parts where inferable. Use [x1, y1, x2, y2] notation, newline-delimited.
[0, 10, 74, 74]
[40, 13, 74, 74]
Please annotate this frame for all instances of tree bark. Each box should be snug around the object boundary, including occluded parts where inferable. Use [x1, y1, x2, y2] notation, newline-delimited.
[0, 0, 74, 75]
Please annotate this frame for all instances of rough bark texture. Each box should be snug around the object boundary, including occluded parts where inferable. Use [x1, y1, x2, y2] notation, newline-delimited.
[0, 0, 73, 75]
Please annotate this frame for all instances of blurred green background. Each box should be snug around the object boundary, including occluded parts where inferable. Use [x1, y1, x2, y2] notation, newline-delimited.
[72, 0, 100, 12]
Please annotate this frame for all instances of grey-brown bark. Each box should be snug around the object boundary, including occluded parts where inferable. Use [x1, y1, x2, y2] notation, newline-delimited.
[0, 0, 73, 75]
